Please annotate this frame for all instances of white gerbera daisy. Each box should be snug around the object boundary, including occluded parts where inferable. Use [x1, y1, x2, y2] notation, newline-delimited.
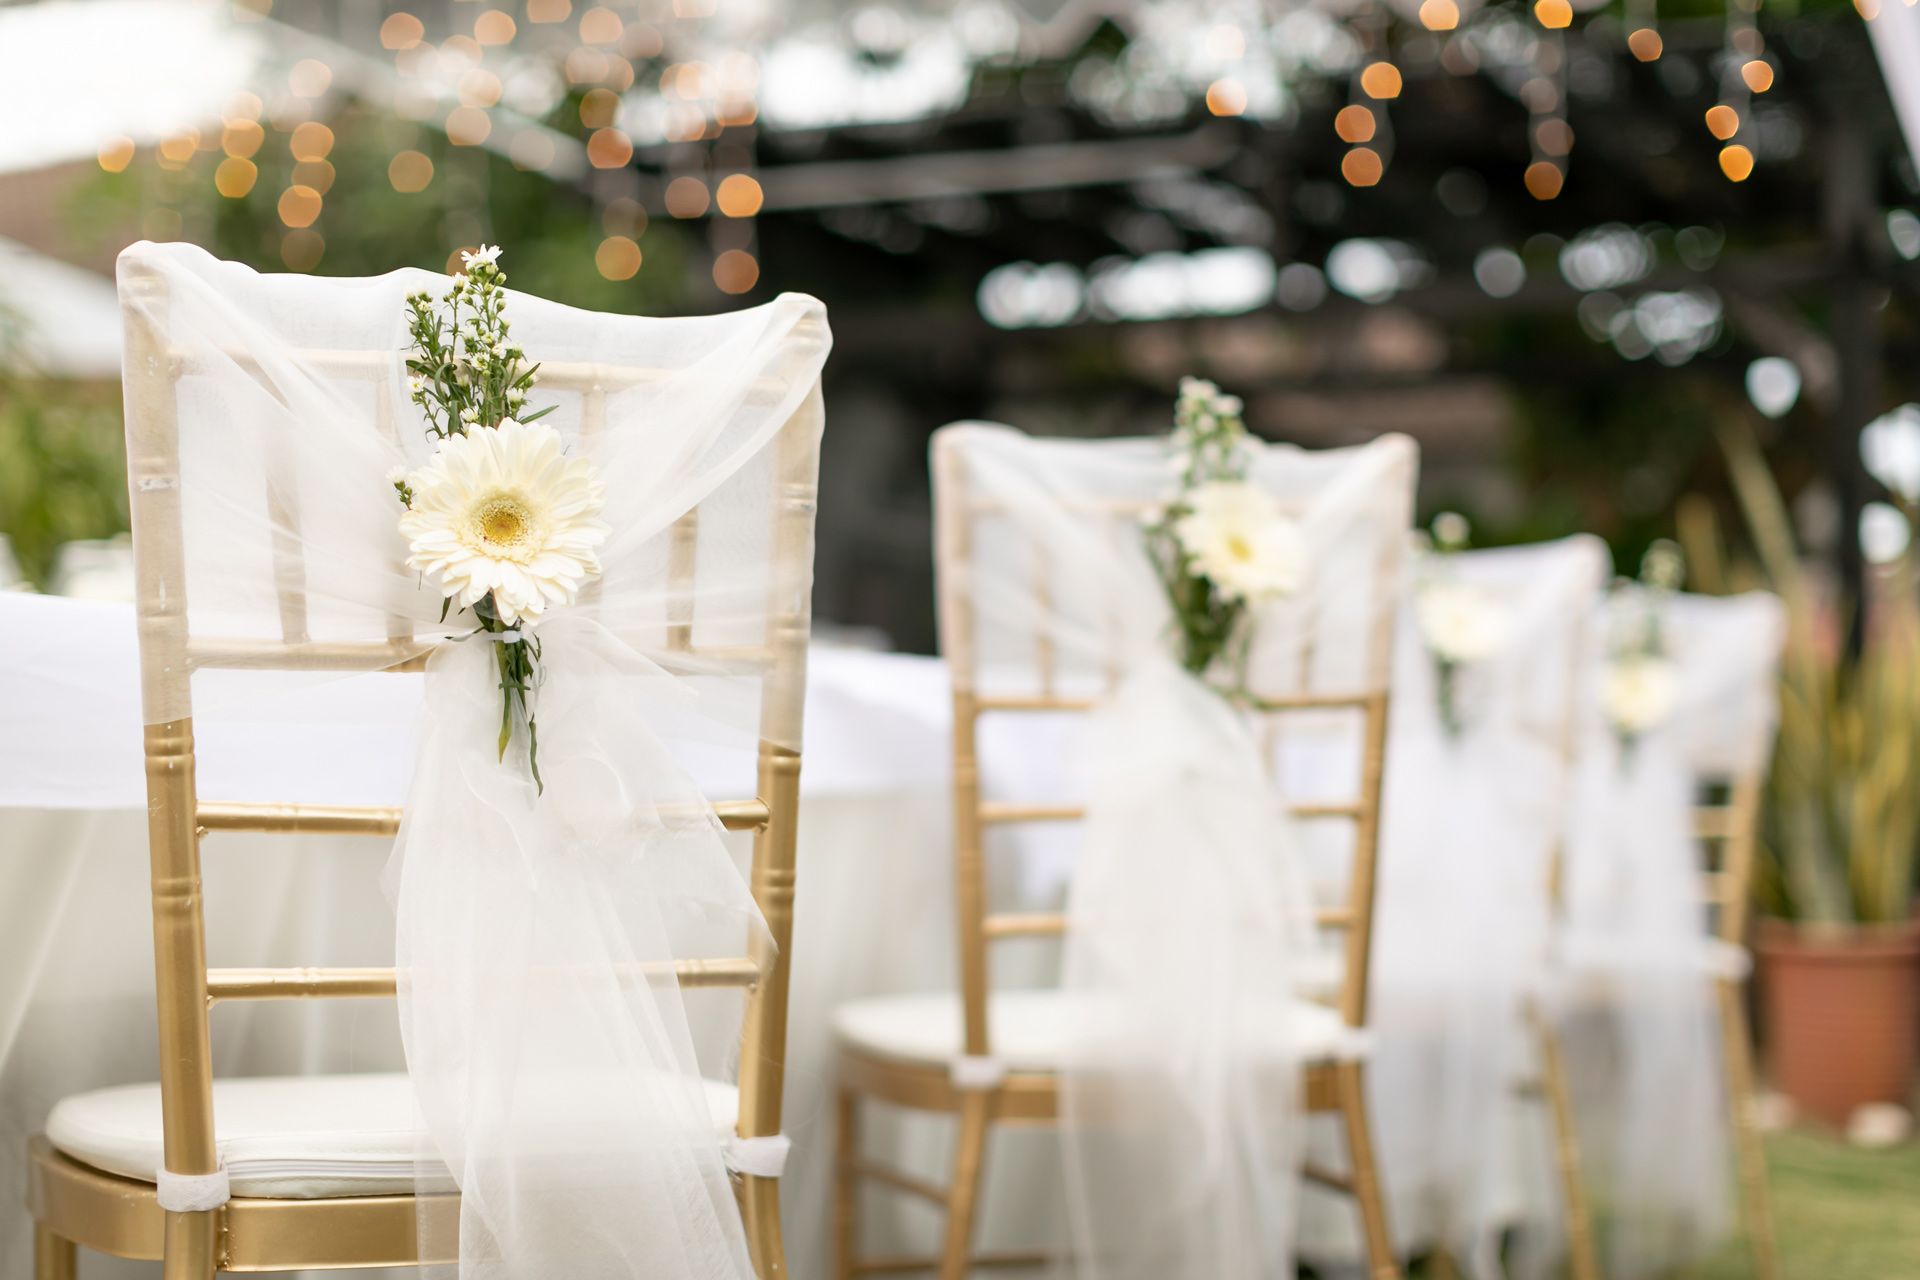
[400, 419, 609, 625]
[1174, 481, 1306, 602]
[1415, 579, 1506, 663]
[1604, 654, 1678, 736]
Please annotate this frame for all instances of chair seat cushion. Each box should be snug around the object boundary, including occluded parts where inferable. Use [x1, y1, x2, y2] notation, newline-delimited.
[46, 1073, 740, 1200]
[832, 988, 1369, 1074]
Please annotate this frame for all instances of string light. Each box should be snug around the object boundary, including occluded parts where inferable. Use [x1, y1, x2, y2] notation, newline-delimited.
[1705, 104, 1740, 140]
[288, 58, 332, 98]
[1335, 104, 1376, 144]
[222, 120, 265, 158]
[1524, 160, 1564, 200]
[1418, 0, 1459, 30]
[97, 136, 135, 173]
[214, 156, 257, 198]
[1534, 0, 1574, 29]
[528, 0, 571, 21]
[389, 150, 434, 193]
[1719, 144, 1755, 181]
[580, 7, 624, 43]
[281, 229, 324, 272]
[1342, 147, 1384, 187]
[1359, 62, 1402, 99]
[294, 159, 336, 194]
[1741, 59, 1775, 92]
[447, 107, 492, 146]
[596, 236, 643, 280]
[579, 88, 620, 128]
[1627, 28, 1664, 60]
[1205, 79, 1247, 116]
[380, 12, 423, 50]
[474, 10, 517, 45]
[665, 176, 711, 217]
[289, 122, 334, 161]
[715, 174, 764, 217]
[712, 250, 759, 294]
[587, 128, 634, 168]
[277, 185, 323, 228]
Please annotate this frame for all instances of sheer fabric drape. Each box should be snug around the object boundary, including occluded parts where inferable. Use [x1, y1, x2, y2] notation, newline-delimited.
[1366, 537, 1609, 1277]
[1556, 591, 1784, 1279]
[936, 424, 1414, 1280]
[120, 242, 830, 1280]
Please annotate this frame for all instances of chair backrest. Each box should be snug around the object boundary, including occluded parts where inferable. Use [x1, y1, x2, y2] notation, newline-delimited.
[1663, 592, 1786, 946]
[930, 423, 1417, 1054]
[118, 248, 824, 1249]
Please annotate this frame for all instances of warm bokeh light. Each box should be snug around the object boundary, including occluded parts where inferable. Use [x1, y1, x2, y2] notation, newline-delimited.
[1856, 0, 1881, 19]
[447, 107, 492, 146]
[97, 136, 135, 173]
[602, 196, 647, 236]
[509, 130, 557, 171]
[595, 235, 643, 280]
[1534, 0, 1573, 28]
[580, 6, 624, 43]
[717, 98, 758, 127]
[1733, 27, 1764, 56]
[443, 34, 482, 60]
[288, 58, 332, 99]
[389, 150, 434, 193]
[281, 229, 324, 272]
[1418, 0, 1459, 31]
[460, 69, 504, 108]
[1720, 144, 1755, 181]
[380, 12, 424, 49]
[222, 120, 265, 158]
[223, 91, 263, 123]
[586, 128, 634, 168]
[715, 173, 764, 217]
[290, 122, 335, 161]
[1742, 59, 1776, 93]
[157, 131, 198, 169]
[1524, 160, 1564, 200]
[528, 0, 571, 21]
[665, 176, 711, 217]
[1335, 105, 1377, 144]
[294, 159, 336, 194]
[277, 184, 323, 228]
[712, 249, 759, 294]
[580, 88, 620, 129]
[623, 22, 665, 58]
[1536, 118, 1574, 156]
[1342, 147, 1384, 187]
[1705, 105, 1741, 140]
[1360, 62, 1402, 99]
[1626, 27, 1663, 60]
[214, 156, 258, 198]
[1205, 78, 1247, 117]
[474, 10, 517, 45]
[566, 47, 610, 86]
[1520, 77, 1559, 113]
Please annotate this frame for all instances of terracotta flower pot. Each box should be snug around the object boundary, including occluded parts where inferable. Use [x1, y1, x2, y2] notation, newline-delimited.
[1756, 917, 1920, 1128]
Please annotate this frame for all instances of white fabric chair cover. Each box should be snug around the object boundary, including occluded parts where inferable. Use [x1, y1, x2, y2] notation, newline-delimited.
[935, 423, 1416, 1280]
[115, 242, 829, 1280]
[1362, 536, 1609, 1276]
[1555, 590, 1785, 1279]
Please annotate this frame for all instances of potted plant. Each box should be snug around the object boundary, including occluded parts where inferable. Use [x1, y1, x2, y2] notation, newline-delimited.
[1715, 412, 1920, 1127]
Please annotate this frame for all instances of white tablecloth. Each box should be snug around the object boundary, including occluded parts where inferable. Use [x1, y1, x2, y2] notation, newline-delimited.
[1, 594, 980, 1279]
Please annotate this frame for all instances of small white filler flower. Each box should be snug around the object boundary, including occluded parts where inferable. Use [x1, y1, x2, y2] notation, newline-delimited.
[1414, 579, 1506, 664]
[461, 243, 504, 269]
[1173, 481, 1307, 602]
[1603, 654, 1679, 738]
[400, 418, 610, 625]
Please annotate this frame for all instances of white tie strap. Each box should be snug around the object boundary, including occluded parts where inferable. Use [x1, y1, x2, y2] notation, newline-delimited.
[724, 1134, 791, 1178]
[949, 1055, 1006, 1090]
[156, 1165, 230, 1212]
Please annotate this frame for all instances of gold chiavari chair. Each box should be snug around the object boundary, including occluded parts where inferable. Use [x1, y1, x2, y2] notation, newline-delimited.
[831, 428, 1415, 1280]
[26, 259, 824, 1278]
[1536, 594, 1781, 1280]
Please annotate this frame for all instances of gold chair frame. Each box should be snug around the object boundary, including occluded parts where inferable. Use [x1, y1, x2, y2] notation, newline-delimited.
[1536, 773, 1778, 1280]
[832, 434, 1408, 1280]
[28, 262, 825, 1278]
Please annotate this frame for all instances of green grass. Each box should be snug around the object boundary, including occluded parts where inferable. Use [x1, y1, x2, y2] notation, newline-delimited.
[1677, 1130, 1920, 1280]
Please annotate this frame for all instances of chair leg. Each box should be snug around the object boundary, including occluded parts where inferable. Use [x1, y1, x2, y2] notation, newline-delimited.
[1428, 1247, 1461, 1280]
[835, 1086, 861, 1280]
[162, 1208, 219, 1280]
[938, 1092, 993, 1280]
[1718, 978, 1779, 1280]
[1336, 1061, 1401, 1280]
[33, 1225, 75, 1280]
[1538, 1023, 1602, 1280]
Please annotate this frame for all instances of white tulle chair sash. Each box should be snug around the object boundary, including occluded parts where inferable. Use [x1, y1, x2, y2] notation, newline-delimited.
[118, 242, 830, 1280]
[934, 424, 1415, 1280]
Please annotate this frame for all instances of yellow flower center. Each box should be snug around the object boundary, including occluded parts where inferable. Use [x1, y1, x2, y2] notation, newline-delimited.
[1226, 532, 1255, 563]
[468, 493, 538, 559]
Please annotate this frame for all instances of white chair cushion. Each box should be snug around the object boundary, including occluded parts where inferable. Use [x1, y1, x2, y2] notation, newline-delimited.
[47, 1073, 740, 1200]
[833, 988, 1369, 1075]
